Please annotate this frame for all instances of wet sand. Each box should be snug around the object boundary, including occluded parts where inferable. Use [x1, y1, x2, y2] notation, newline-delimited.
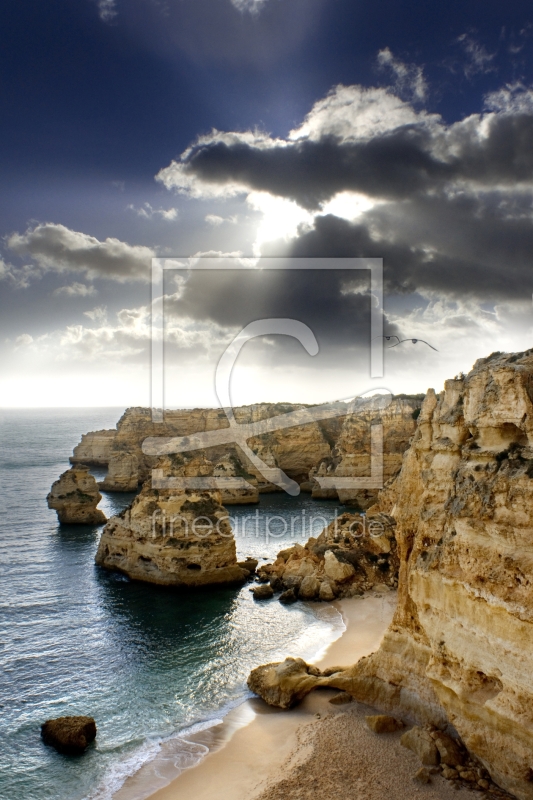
[141, 592, 401, 800]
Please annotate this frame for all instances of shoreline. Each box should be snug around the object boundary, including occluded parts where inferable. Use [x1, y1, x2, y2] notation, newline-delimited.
[114, 591, 397, 800]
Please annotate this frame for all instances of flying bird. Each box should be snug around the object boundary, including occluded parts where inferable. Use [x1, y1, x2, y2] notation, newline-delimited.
[372, 335, 401, 344]
[388, 338, 438, 351]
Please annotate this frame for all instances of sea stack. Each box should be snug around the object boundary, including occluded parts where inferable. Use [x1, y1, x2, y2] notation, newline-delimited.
[95, 455, 249, 587]
[47, 467, 107, 524]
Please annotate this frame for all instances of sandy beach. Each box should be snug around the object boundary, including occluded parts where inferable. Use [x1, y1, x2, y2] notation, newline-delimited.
[116, 591, 473, 800]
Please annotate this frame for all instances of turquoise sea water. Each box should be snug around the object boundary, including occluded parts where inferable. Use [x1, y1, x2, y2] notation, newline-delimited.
[0, 409, 344, 800]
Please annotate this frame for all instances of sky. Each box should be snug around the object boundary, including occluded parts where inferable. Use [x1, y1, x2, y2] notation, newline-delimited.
[1, 0, 533, 407]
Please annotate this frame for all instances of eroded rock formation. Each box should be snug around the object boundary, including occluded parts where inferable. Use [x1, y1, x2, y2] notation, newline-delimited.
[348, 350, 533, 799]
[257, 511, 399, 602]
[95, 456, 249, 587]
[249, 350, 533, 800]
[70, 429, 116, 466]
[47, 467, 106, 524]
[82, 405, 333, 497]
[319, 394, 423, 508]
[70, 398, 421, 504]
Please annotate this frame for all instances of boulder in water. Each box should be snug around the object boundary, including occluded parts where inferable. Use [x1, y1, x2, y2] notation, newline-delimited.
[41, 716, 97, 755]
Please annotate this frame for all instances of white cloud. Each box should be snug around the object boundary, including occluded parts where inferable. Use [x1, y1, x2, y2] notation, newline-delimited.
[84, 306, 108, 323]
[3, 296, 236, 371]
[15, 334, 33, 348]
[98, 0, 117, 22]
[205, 213, 238, 226]
[457, 34, 496, 78]
[377, 47, 427, 101]
[0, 260, 39, 290]
[7, 223, 155, 283]
[53, 282, 97, 297]
[288, 84, 438, 142]
[230, 0, 270, 14]
[484, 82, 533, 114]
[127, 203, 179, 221]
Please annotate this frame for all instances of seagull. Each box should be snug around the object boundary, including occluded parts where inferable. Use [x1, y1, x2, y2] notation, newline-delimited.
[372, 335, 401, 344]
[388, 338, 438, 351]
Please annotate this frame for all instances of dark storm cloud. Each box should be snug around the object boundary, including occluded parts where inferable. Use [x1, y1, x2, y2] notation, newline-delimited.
[166, 267, 399, 349]
[366, 190, 533, 296]
[158, 83, 533, 303]
[161, 108, 533, 210]
[285, 210, 529, 301]
[176, 129, 453, 209]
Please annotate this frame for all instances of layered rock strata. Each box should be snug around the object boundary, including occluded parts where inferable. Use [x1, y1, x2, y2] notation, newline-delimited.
[70, 429, 116, 466]
[92, 404, 333, 496]
[317, 394, 423, 508]
[257, 511, 399, 602]
[95, 456, 249, 587]
[347, 351, 533, 799]
[249, 349, 533, 800]
[47, 467, 106, 524]
[212, 455, 259, 504]
[71, 399, 419, 504]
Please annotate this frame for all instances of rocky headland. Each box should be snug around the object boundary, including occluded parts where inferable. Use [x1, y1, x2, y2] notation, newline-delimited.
[248, 349, 533, 800]
[47, 467, 107, 524]
[70, 429, 117, 466]
[71, 397, 422, 504]
[84, 403, 335, 496]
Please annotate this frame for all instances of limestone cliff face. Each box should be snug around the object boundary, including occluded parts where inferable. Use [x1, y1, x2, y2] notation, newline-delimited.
[74, 400, 419, 504]
[347, 351, 533, 799]
[70, 429, 116, 466]
[95, 456, 248, 587]
[89, 404, 333, 496]
[212, 455, 259, 504]
[47, 467, 107, 524]
[324, 395, 423, 509]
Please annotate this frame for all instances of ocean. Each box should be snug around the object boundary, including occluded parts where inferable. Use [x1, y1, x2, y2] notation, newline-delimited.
[0, 408, 344, 800]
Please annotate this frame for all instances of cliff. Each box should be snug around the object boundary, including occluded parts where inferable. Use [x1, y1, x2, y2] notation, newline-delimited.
[95, 455, 249, 587]
[95, 404, 332, 496]
[348, 350, 533, 799]
[47, 467, 107, 524]
[321, 394, 423, 508]
[72, 399, 420, 504]
[70, 429, 116, 466]
[248, 349, 533, 800]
